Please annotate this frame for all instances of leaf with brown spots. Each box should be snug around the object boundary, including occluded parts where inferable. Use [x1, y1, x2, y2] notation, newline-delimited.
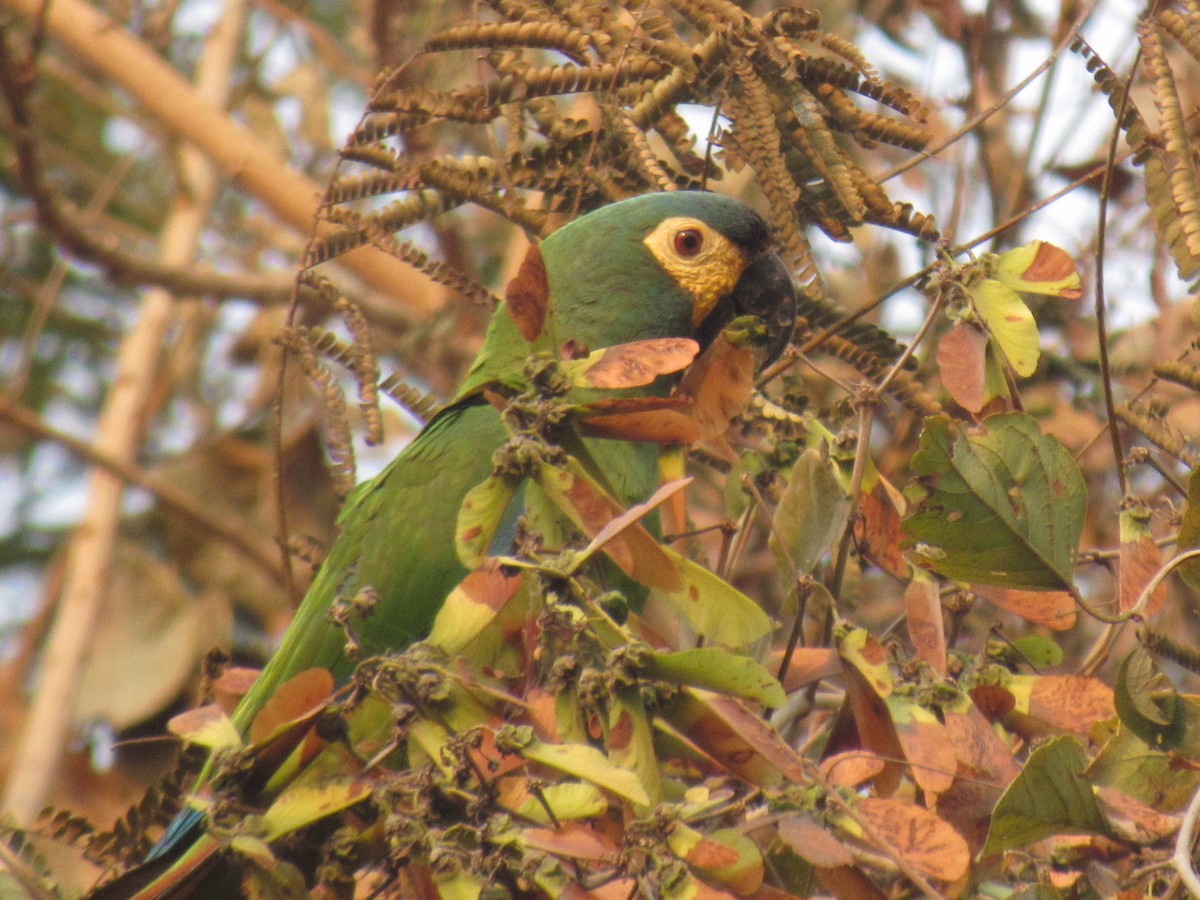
[562, 338, 699, 389]
[851, 797, 971, 882]
[854, 474, 908, 579]
[504, 243, 550, 341]
[903, 413, 1087, 591]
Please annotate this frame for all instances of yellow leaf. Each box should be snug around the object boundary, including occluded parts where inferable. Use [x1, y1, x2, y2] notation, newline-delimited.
[970, 279, 1040, 377]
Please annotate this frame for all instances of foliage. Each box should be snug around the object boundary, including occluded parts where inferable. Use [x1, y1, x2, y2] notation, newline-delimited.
[4, 0, 1200, 898]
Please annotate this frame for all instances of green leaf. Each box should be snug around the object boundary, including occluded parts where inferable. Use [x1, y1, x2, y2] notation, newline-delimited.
[982, 736, 1109, 856]
[647, 647, 786, 707]
[1176, 464, 1200, 591]
[1012, 635, 1063, 668]
[768, 448, 851, 578]
[1087, 722, 1200, 808]
[902, 413, 1086, 590]
[1114, 647, 1184, 749]
[652, 547, 773, 648]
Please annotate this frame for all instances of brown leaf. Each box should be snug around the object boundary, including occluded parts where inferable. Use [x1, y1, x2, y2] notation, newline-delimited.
[662, 690, 807, 786]
[814, 865, 889, 900]
[215, 666, 261, 714]
[969, 684, 1016, 721]
[1025, 675, 1115, 735]
[838, 635, 905, 796]
[684, 837, 740, 869]
[578, 338, 699, 389]
[971, 585, 1077, 630]
[821, 750, 886, 788]
[1119, 535, 1167, 616]
[904, 573, 946, 675]
[936, 321, 988, 413]
[504, 243, 549, 341]
[675, 328, 757, 440]
[771, 647, 841, 692]
[855, 477, 908, 579]
[523, 823, 618, 861]
[583, 478, 689, 592]
[777, 816, 855, 868]
[1015, 242, 1084, 299]
[1095, 786, 1180, 843]
[249, 668, 334, 744]
[892, 711, 956, 796]
[855, 797, 971, 882]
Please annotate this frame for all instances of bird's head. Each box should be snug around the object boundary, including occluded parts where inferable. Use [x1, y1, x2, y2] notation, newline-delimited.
[539, 192, 797, 366]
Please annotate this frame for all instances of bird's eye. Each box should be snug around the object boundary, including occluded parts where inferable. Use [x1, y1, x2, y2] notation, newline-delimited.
[673, 228, 705, 257]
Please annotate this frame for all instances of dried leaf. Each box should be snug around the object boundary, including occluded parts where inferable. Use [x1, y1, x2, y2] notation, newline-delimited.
[777, 816, 855, 868]
[562, 338, 699, 389]
[854, 797, 970, 882]
[1118, 502, 1167, 615]
[936, 319, 988, 413]
[505, 243, 549, 341]
[904, 569, 946, 675]
[971, 585, 1077, 630]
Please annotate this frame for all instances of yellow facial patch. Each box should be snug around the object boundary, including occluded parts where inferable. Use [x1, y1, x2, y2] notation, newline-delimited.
[642, 216, 748, 326]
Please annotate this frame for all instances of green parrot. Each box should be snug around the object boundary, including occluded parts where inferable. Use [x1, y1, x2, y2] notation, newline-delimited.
[97, 190, 796, 899]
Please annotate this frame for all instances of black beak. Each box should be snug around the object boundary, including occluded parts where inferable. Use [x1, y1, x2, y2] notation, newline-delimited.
[698, 253, 797, 366]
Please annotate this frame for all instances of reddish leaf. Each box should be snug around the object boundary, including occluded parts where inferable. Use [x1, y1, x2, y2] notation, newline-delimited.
[936, 320, 988, 413]
[675, 323, 758, 440]
[249, 668, 334, 745]
[837, 631, 905, 796]
[505, 243, 549, 341]
[214, 667, 261, 714]
[814, 865, 889, 900]
[523, 823, 618, 861]
[777, 816, 854, 868]
[904, 571, 946, 675]
[771, 647, 840, 692]
[1023, 674, 1116, 736]
[995, 240, 1084, 299]
[855, 476, 908, 579]
[888, 699, 956, 796]
[821, 751, 885, 787]
[578, 407, 703, 444]
[972, 585, 1077, 630]
[661, 689, 807, 786]
[1119, 502, 1167, 615]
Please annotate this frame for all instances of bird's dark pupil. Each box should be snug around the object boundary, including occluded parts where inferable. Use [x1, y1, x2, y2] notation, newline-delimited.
[675, 229, 703, 256]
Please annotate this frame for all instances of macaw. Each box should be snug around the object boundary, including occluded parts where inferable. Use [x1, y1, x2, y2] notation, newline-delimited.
[96, 190, 796, 898]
